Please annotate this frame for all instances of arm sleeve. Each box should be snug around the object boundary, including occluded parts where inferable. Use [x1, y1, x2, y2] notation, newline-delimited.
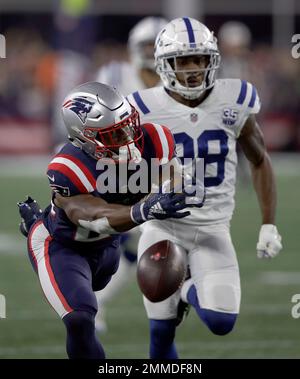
[47, 168, 81, 197]
[47, 155, 95, 196]
[142, 122, 176, 164]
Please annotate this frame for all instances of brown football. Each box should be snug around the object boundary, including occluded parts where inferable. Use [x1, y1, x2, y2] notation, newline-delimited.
[137, 240, 187, 302]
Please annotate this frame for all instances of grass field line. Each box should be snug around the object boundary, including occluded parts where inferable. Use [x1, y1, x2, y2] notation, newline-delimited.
[0, 339, 298, 357]
[242, 304, 291, 314]
[0, 345, 65, 357]
[2, 301, 293, 321]
[0, 153, 299, 177]
[4, 310, 57, 321]
[259, 271, 300, 285]
[2, 234, 300, 278]
[104, 339, 299, 353]
[0, 233, 24, 254]
[0, 156, 49, 177]
[108, 304, 291, 316]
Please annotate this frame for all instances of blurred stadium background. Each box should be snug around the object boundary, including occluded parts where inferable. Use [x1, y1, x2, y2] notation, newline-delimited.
[0, 0, 299, 358]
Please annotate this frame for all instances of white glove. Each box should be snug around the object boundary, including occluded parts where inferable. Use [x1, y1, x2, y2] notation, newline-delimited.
[78, 217, 118, 235]
[257, 224, 282, 259]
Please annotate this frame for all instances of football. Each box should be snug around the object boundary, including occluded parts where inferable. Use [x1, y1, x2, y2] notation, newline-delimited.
[137, 240, 187, 302]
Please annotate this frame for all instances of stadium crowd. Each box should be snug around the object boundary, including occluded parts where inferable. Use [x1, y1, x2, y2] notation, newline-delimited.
[0, 18, 299, 152]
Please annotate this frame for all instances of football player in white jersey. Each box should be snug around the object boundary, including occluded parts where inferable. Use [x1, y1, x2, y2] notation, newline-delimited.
[95, 17, 168, 96]
[127, 17, 283, 358]
[94, 16, 168, 332]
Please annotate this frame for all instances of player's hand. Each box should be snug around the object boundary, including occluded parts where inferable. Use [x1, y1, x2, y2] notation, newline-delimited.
[257, 224, 282, 259]
[130, 191, 191, 224]
[17, 196, 43, 237]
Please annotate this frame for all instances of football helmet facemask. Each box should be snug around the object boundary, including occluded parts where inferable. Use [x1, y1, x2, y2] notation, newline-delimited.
[155, 17, 221, 100]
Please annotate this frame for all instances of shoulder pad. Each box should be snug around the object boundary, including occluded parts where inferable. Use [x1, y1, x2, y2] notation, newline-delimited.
[142, 123, 175, 163]
[47, 150, 96, 195]
[216, 79, 261, 114]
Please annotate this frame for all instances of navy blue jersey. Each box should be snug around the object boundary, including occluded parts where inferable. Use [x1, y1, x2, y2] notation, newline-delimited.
[42, 123, 175, 247]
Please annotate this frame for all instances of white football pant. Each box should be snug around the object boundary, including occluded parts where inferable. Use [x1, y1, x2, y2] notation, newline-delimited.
[138, 220, 241, 320]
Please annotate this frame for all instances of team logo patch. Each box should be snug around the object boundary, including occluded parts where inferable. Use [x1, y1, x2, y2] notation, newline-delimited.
[63, 96, 94, 124]
[222, 108, 238, 126]
[50, 184, 70, 197]
[190, 113, 198, 123]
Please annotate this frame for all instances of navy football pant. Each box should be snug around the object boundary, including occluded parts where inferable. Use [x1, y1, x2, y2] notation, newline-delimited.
[28, 220, 120, 358]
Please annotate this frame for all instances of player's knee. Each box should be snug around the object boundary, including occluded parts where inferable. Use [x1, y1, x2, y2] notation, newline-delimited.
[63, 310, 95, 336]
[201, 309, 237, 336]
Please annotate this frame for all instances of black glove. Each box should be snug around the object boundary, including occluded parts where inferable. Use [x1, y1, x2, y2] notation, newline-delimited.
[17, 196, 43, 237]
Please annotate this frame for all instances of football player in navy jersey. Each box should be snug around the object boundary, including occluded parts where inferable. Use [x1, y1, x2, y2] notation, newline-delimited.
[95, 17, 168, 333]
[18, 82, 204, 359]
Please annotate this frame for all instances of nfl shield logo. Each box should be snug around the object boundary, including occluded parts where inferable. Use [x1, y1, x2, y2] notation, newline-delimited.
[190, 113, 198, 122]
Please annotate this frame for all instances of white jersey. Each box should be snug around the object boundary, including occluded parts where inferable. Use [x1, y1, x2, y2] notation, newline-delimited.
[96, 61, 146, 96]
[128, 78, 261, 225]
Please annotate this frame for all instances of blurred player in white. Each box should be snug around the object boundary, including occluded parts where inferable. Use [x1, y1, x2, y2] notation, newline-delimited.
[127, 17, 283, 358]
[218, 21, 255, 186]
[96, 16, 168, 95]
[94, 16, 168, 332]
[218, 21, 253, 80]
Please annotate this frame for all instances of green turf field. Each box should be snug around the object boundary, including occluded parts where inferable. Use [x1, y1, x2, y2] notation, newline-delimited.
[0, 167, 299, 358]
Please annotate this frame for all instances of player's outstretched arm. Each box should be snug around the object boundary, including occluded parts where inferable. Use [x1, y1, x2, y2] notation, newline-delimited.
[54, 193, 135, 232]
[55, 189, 194, 234]
[238, 114, 282, 258]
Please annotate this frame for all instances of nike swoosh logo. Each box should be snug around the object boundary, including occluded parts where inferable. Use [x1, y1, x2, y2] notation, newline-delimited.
[47, 174, 55, 182]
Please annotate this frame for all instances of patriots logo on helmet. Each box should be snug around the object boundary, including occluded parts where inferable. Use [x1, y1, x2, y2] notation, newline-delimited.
[63, 96, 94, 124]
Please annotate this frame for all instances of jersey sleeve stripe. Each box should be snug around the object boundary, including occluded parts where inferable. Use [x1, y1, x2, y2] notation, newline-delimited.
[236, 80, 248, 105]
[143, 123, 163, 160]
[132, 91, 150, 114]
[152, 123, 169, 160]
[182, 17, 196, 48]
[248, 84, 257, 108]
[56, 154, 96, 188]
[50, 157, 94, 192]
[162, 126, 176, 160]
[48, 162, 89, 193]
[49, 156, 95, 192]
[148, 123, 174, 162]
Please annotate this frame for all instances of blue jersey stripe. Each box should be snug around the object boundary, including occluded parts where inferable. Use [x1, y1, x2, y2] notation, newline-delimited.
[132, 91, 150, 114]
[248, 84, 257, 108]
[236, 80, 248, 105]
[183, 17, 196, 48]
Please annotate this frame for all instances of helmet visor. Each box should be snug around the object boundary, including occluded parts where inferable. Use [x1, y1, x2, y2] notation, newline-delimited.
[83, 106, 143, 159]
